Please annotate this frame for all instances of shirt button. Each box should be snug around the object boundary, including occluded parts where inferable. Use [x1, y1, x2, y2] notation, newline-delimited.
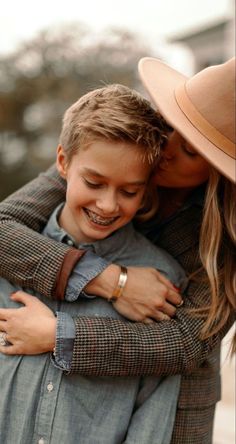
[66, 239, 74, 246]
[47, 382, 54, 392]
[38, 439, 45, 444]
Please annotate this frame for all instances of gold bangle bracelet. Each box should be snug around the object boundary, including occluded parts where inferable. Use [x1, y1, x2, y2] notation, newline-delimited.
[109, 266, 128, 302]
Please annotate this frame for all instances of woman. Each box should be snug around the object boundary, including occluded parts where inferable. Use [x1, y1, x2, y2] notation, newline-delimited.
[0, 57, 235, 444]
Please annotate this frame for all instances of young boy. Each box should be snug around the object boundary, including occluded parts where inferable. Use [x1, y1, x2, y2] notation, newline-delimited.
[0, 85, 186, 444]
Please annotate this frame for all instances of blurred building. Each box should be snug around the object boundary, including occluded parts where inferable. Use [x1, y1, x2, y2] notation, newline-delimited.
[167, 14, 235, 72]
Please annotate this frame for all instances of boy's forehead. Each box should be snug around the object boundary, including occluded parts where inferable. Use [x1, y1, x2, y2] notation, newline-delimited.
[70, 139, 154, 175]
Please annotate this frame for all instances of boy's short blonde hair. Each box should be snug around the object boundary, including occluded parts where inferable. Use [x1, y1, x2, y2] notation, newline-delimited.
[59, 84, 168, 165]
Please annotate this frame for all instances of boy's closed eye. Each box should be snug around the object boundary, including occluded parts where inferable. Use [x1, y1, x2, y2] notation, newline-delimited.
[120, 190, 139, 197]
[83, 178, 102, 188]
[83, 177, 143, 198]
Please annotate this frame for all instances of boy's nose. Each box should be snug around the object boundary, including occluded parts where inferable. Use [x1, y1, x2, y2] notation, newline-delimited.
[96, 192, 119, 214]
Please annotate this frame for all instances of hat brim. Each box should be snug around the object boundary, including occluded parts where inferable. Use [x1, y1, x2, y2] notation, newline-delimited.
[138, 57, 235, 182]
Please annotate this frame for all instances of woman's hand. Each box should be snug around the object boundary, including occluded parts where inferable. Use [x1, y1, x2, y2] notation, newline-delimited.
[86, 265, 183, 323]
[0, 291, 56, 355]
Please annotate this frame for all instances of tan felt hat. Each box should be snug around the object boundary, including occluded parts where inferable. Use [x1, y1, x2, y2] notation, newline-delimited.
[138, 57, 236, 183]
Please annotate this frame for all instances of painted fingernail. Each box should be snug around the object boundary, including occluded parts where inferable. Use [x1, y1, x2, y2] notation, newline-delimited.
[173, 285, 180, 291]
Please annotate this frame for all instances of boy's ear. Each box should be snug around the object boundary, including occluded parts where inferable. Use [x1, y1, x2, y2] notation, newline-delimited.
[56, 145, 68, 179]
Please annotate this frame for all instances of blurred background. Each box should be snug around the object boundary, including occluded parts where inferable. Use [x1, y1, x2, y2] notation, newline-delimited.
[0, 0, 235, 441]
[0, 0, 235, 199]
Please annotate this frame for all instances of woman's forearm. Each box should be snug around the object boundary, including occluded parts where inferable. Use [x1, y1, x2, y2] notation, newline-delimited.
[0, 165, 64, 230]
[70, 297, 234, 377]
[0, 165, 84, 298]
[70, 266, 235, 376]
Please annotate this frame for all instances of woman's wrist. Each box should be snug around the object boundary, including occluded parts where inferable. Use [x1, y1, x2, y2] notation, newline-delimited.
[85, 264, 121, 299]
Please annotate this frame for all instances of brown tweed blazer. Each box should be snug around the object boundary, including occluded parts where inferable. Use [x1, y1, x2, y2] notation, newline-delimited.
[0, 165, 234, 444]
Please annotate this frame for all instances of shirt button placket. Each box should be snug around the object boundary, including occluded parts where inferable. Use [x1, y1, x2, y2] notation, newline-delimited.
[66, 238, 74, 246]
[47, 382, 54, 393]
[32, 319, 62, 443]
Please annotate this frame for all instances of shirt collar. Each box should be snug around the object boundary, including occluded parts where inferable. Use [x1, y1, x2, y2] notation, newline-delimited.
[41, 203, 133, 254]
[42, 203, 75, 244]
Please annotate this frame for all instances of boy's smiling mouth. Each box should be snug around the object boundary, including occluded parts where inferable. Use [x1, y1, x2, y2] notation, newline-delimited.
[83, 208, 119, 226]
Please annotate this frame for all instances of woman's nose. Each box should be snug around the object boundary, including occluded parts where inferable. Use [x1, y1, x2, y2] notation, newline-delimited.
[163, 152, 174, 160]
[162, 143, 175, 160]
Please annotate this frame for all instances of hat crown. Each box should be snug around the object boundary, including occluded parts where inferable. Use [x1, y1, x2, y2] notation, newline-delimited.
[185, 58, 235, 144]
[138, 56, 236, 182]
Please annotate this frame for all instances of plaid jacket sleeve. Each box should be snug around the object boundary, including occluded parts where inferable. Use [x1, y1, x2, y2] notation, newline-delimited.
[0, 165, 85, 299]
[70, 206, 235, 376]
[71, 298, 233, 377]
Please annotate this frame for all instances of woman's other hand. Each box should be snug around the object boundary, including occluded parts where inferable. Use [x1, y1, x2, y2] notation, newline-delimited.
[86, 265, 183, 323]
[0, 291, 56, 355]
[113, 267, 183, 322]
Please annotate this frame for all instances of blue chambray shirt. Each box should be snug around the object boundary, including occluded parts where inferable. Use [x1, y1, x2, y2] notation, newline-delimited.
[0, 204, 187, 444]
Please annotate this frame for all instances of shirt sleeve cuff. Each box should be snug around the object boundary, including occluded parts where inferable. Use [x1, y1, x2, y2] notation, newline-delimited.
[51, 311, 76, 372]
[65, 250, 110, 301]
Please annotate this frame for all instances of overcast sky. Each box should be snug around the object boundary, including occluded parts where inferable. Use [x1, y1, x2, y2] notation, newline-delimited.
[0, 0, 231, 56]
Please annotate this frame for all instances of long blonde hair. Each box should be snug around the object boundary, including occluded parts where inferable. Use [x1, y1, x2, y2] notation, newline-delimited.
[199, 168, 236, 351]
